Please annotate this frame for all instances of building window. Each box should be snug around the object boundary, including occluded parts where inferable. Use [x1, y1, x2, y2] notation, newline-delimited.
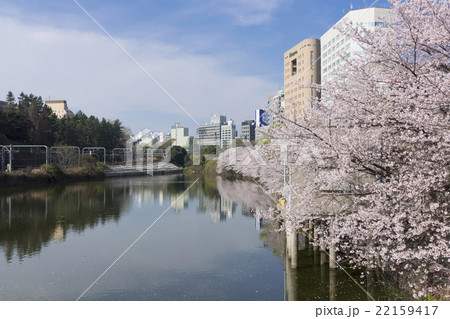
[291, 58, 297, 76]
[310, 51, 314, 69]
[311, 75, 314, 97]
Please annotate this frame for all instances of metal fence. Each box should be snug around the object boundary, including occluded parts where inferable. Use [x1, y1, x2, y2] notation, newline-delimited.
[0, 145, 11, 171]
[1, 145, 48, 172]
[1, 144, 169, 172]
[50, 146, 80, 168]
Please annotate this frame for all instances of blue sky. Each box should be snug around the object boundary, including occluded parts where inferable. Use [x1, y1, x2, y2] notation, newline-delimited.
[0, 0, 391, 135]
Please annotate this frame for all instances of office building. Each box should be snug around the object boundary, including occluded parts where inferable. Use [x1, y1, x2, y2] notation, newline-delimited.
[241, 120, 255, 141]
[321, 7, 394, 83]
[255, 109, 269, 141]
[171, 123, 192, 150]
[45, 100, 74, 118]
[255, 109, 268, 128]
[197, 115, 227, 147]
[198, 124, 222, 147]
[267, 89, 284, 127]
[283, 38, 321, 120]
[211, 115, 226, 125]
[220, 120, 236, 148]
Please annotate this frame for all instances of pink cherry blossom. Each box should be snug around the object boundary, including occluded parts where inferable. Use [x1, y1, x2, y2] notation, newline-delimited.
[218, 0, 449, 299]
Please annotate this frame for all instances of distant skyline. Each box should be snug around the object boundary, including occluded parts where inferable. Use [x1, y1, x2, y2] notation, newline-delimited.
[0, 0, 391, 135]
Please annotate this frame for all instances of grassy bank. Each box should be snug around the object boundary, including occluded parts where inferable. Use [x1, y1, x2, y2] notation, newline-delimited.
[0, 161, 107, 188]
[183, 159, 218, 175]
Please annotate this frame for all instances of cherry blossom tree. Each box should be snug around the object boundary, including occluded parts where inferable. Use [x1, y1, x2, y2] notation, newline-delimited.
[218, 0, 449, 299]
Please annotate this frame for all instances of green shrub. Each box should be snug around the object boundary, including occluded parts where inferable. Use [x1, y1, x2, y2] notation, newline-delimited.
[46, 163, 67, 181]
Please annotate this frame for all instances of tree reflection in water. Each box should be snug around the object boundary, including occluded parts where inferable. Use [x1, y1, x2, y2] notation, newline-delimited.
[0, 181, 132, 262]
[0, 175, 273, 262]
[216, 176, 272, 212]
[0, 175, 409, 301]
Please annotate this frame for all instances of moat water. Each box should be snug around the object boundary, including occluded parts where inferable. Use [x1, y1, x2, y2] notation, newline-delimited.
[0, 175, 406, 300]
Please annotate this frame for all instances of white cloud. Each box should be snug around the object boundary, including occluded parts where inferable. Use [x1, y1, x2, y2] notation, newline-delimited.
[0, 15, 276, 133]
[216, 0, 290, 26]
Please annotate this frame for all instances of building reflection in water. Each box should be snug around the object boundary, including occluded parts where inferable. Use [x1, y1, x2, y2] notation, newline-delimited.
[0, 174, 406, 301]
[0, 175, 274, 262]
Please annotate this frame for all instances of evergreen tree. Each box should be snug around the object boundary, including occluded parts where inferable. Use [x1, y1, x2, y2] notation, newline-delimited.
[6, 91, 16, 107]
[170, 146, 188, 167]
[0, 91, 127, 151]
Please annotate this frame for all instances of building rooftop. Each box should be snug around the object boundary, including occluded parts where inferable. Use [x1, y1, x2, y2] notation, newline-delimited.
[45, 100, 67, 103]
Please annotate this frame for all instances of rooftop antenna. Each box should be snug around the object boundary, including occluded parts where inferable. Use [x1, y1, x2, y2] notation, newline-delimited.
[350, 2, 353, 10]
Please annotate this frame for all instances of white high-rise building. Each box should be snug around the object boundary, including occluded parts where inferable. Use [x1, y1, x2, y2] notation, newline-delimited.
[171, 123, 192, 149]
[220, 120, 236, 149]
[321, 7, 394, 83]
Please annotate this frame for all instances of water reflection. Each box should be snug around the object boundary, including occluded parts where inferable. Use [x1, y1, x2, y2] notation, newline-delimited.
[196, 176, 236, 222]
[0, 175, 271, 263]
[216, 177, 273, 211]
[0, 175, 406, 300]
[258, 221, 408, 301]
[0, 182, 131, 262]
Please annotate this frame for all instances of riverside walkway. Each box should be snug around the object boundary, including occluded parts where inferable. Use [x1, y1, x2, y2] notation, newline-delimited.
[106, 162, 183, 177]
